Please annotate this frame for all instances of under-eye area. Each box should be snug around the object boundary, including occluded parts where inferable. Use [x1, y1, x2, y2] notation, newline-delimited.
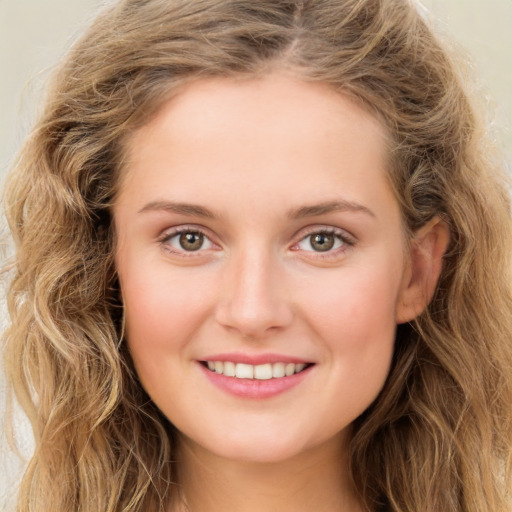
[201, 361, 315, 380]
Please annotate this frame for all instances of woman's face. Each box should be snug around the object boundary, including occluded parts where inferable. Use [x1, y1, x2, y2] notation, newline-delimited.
[114, 74, 412, 464]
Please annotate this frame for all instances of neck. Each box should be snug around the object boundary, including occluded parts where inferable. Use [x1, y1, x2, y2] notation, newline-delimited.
[170, 433, 363, 512]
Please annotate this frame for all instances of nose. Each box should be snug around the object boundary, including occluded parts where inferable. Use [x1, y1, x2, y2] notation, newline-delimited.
[214, 247, 293, 339]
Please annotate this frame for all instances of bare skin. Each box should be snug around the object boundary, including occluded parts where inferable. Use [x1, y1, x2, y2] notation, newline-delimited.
[173, 428, 361, 512]
[114, 73, 449, 512]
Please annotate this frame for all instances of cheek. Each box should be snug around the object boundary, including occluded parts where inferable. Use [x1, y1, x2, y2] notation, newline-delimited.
[119, 263, 213, 381]
[300, 262, 402, 341]
[296, 261, 403, 397]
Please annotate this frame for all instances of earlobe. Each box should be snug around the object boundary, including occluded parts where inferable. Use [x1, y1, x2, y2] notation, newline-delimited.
[396, 217, 450, 324]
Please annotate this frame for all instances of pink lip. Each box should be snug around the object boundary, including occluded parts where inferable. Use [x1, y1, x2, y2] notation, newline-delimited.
[201, 352, 312, 365]
[198, 361, 314, 399]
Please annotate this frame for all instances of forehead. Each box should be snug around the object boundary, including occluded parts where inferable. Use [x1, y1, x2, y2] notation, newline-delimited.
[117, 74, 397, 224]
[127, 74, 388, 152]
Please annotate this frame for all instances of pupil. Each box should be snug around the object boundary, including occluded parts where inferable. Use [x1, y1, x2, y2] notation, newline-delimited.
[311, 233, 334, 252]
[179, 232, 203, 251]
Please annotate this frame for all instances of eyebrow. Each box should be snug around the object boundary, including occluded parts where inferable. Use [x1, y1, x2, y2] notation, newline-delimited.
[138, 199, 375, 220]
[138, 200, 218, 218]
[288, 200, 375, 220]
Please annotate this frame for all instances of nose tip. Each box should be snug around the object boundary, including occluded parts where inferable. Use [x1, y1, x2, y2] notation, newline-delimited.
[216, 296, 293, 339]
[214, 256, 293, 339]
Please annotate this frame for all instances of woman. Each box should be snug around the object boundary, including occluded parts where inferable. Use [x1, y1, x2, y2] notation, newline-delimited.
[3, 0, 512, 511]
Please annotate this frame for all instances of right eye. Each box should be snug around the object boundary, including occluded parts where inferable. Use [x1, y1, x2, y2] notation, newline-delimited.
[297, 232, 343, 252]
[160, 229, 214, 253]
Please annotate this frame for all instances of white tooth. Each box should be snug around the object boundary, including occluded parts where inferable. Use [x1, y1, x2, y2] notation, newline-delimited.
[207, 361, 215, 371]
[254, 363, 273, 380]
[272, 362, 285, 378]
[235, 363, 254, 379]
[214, 361, 224, 374]
[295, 363, 306, 373]
[285, 363, 295, 376]
[224, 361, 236, 377]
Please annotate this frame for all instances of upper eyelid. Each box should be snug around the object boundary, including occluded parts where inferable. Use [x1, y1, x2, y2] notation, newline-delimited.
[158, 224, 215, 241]
[293, 225, 356, 244]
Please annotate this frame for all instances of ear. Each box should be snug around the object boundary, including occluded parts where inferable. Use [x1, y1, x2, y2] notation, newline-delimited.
[396, 217, 450, 324]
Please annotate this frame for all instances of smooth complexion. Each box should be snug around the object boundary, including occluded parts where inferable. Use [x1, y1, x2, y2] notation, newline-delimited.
[114, 74, 448, 512]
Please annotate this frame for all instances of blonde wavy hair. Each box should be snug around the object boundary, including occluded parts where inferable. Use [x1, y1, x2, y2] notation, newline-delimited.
[3, 0, 512, 511]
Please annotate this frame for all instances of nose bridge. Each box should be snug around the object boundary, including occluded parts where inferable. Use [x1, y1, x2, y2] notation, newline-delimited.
[216, 242, 292, 337]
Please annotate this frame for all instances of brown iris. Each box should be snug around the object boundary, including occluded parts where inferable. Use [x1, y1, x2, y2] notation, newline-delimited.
[179, 231, 204, 251]
[310, 233, 335, 252]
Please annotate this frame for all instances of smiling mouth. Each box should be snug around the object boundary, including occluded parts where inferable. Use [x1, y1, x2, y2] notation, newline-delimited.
[201, 361, 313, 380]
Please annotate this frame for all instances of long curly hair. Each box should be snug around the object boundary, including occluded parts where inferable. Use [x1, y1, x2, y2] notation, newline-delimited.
[3, 0, 512, 510]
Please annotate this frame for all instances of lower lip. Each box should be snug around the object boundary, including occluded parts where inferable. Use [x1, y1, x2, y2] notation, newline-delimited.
[199, 363, 313, 399]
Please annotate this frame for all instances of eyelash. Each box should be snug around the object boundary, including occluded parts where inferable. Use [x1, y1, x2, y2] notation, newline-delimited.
[158, 226, 216, 257]
[158, 225, 355, 259]
[291, 227, 355, 259]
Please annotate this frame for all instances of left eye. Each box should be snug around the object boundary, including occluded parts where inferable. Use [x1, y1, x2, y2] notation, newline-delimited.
[297, 231, 346, 252]
[164, 230, 214, 252]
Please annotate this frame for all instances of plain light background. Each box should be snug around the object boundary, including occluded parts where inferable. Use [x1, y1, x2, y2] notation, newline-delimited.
[1, 0, 511, 509]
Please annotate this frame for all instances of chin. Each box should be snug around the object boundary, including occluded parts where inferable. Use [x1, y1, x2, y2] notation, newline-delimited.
[213, 439, 308, 465]
[181, 424, 339, 466]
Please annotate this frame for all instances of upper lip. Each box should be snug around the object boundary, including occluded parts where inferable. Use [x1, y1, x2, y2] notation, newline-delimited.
[200, 352, 314, 365]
